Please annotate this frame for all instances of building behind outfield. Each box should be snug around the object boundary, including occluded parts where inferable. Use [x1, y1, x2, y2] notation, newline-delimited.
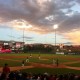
[0, 40, 24, 49]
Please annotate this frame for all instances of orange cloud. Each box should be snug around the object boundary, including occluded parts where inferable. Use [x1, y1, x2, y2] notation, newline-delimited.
[64, 30, 80, 44]
[7, 20, 32, 30]
[6, 20, 52, 34]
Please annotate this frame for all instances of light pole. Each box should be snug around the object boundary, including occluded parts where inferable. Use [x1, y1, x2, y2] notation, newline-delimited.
[22, 24, 32, 47]
[23, 26, 25, 47]
[53, 24, 58, 53]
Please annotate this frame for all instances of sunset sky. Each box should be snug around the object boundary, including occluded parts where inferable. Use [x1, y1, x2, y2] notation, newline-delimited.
[0, 0, 80, 45]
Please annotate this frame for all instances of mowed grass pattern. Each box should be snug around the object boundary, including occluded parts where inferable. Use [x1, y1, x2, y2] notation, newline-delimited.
[67, 62, 80, 67]
[0, 53, 80, 74]
[0, 59, 21, 67]
[0, 53, 80, 65]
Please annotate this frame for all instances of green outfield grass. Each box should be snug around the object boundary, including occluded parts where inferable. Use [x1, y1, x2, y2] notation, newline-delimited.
[0, 53, 80, 74]
[0, 59, 21, 67]
[0, 53, 80, 65]
[67, 62, 80, 67]
[0, 59, 30, 67]
[0, 53, 78, 63]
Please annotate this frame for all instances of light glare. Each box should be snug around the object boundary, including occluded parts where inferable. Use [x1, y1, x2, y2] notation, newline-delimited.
[53, 24, 58, 29]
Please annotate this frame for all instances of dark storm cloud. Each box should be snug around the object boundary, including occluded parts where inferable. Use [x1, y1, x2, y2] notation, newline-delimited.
[0, 0, 80, 33]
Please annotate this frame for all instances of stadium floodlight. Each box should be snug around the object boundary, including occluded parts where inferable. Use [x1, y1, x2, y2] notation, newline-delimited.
[53, 24, 58, 30]
[53, 24, 58, 53]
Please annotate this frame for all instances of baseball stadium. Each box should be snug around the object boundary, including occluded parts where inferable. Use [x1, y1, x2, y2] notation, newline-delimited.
[0, 0, 80, 79]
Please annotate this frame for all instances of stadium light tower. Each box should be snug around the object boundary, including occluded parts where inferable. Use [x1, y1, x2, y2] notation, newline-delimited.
[53, 24, 58, 50]
[17, 22, 32, 48]
[22, 25, 25, 45]
[22, 24, 32, 46]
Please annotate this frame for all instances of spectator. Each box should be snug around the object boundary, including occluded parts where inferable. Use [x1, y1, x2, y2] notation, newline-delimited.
[2, 63, 10, 74]
[0, 72, 7, 80]
[2, 63, 10, 80]
[8, 71, 16, 80]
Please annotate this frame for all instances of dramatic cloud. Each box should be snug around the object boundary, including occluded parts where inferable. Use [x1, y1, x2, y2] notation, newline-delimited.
[0, 0, 80, 43]
[0, 0, 78, 30]
[58, 13, 80, 33]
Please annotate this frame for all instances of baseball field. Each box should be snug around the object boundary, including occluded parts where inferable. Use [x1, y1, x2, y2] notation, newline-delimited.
[0, 53, 80, 74]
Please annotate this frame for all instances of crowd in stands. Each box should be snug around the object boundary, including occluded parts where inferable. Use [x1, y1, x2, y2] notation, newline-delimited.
[0, 70, 80, 80]
[0, 63, 80, 80]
